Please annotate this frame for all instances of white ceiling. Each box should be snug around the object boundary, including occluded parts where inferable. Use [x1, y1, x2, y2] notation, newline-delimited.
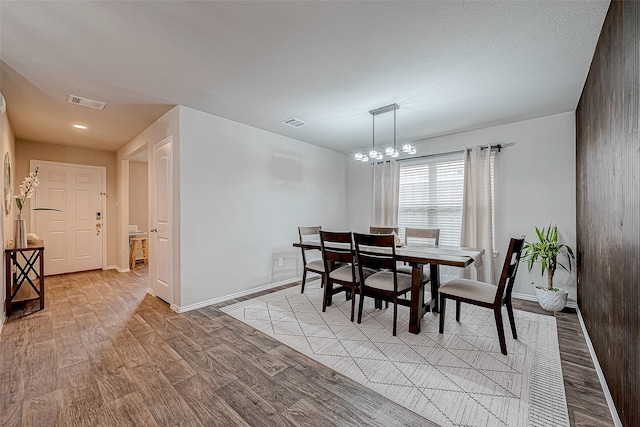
[0, 1, 609, 154]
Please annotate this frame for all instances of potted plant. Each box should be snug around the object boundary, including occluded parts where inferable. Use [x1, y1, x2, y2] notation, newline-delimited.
[522, 224, 575, 312]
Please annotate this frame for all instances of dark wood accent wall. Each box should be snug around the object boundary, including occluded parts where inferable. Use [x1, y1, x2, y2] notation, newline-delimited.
[576, 2, 639, 426]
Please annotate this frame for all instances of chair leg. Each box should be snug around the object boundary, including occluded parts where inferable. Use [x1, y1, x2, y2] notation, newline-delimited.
[322, 281, 330, 312]
[506, 300, 517, 339]
[392, 296, 398, 336]
[130, 239, 138, 269]
[301, 269, 307, 293]
[350, 286, 356, 322]
[357, 289, 365, 324]
[439, 294, 446, 334]
[494, 307, 507, 355]
[455, 301, 461, 322]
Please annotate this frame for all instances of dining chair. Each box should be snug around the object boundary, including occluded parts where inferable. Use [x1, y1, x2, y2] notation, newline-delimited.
[438, 236, 525, 355]
[319, 231, 375, 321]
[298, 226, 325, 293]
[396, 228, 440, 282]
[354, 233, 412, 335]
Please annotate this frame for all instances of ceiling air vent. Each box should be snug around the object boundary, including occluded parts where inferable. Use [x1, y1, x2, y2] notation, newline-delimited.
[68, 94, 106, 110]
[281, 117, 307, 128]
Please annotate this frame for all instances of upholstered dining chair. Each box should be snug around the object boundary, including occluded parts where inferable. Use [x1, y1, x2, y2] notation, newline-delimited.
[396, 228, 440, 282]
[298, 226, 324, 293]
[320, 231, 375, 321]
[438, 236, 525, 355]
[354, 233, 412, 335]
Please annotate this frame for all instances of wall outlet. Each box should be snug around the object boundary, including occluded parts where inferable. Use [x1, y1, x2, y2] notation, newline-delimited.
[278, 257, 284, 267]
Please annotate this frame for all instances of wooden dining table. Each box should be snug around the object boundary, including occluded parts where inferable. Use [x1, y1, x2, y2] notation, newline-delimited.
[293, 240, 484, 334]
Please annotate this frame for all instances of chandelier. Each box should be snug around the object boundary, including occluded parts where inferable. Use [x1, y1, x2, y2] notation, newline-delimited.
[354, 103, 416, 162]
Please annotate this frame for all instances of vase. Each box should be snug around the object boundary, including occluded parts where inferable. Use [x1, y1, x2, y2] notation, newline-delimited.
[535, 286, 568, 312]
[14, 213, 27, 248]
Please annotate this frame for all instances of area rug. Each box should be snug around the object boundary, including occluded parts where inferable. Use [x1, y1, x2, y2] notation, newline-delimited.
[221, 284, 569, 427]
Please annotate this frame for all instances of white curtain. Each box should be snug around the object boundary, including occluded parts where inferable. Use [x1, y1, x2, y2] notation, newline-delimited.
[372, 160, 400, 228]
[461, 146, 494, 283]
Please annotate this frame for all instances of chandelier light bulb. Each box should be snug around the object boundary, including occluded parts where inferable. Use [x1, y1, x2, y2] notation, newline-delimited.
[391, 150, 399, 158]
[402, 143, 412, 153]
[354, 153, 363, 161]
[385, 147, 394, 156]
[409, 146, 417, 155]
[369, 150, 378, 158]
[376, 153, 383, 160]
[361, 156, 369, 162]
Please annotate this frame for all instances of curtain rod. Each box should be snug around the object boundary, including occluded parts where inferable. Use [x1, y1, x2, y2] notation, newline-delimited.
[395, 149, 464, 163]
[389, 143, 506, 163]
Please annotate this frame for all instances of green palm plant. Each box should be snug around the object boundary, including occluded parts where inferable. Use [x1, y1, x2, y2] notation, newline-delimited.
[522, 224, 575, 291]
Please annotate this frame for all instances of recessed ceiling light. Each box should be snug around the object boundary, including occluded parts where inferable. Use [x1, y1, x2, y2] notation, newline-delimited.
[73, 124, 87, 130]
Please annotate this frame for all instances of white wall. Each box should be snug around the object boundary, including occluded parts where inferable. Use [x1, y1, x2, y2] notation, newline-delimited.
[179, 106, 348, 307]
[346, 112, 577, 301]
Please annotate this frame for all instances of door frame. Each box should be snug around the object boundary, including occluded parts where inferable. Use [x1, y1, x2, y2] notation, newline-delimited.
[30, 159, 107, 270]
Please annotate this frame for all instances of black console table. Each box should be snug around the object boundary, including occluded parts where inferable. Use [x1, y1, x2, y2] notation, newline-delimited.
[4, 241, 45, 315]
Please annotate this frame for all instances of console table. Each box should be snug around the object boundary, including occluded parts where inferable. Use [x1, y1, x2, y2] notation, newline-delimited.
[4, 241, 45, 315]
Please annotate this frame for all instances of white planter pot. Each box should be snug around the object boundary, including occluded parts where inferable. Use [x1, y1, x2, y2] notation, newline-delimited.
[535, 287, 568, 312]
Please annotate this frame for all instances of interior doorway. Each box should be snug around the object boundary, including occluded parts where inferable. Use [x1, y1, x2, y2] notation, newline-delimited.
[121, 136, 174, 307]
[128, 151, 149, 271]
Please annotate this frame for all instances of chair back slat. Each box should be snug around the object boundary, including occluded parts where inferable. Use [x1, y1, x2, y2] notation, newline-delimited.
[319, 231, 354, 269]
[495, 236, 526, 304]
[298, 226, 321, 265]
[405, 228, 440, 246]
[299, 226, 321, 242]
[354, 233, 396, 271]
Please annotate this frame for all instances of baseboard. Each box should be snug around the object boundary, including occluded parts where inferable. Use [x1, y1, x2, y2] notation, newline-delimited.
[104, 265, 130, 273]
[174, 276, 302, 313]
[577, 308, 623, 427]
[0, 312, 5, 335]
[512, 292, 577, 309]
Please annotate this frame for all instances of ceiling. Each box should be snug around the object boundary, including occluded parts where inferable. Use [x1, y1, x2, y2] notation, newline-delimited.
[0, 1, 609, 154]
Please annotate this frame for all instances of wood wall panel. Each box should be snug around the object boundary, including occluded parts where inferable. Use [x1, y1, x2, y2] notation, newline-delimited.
[576, 2, 639, 426]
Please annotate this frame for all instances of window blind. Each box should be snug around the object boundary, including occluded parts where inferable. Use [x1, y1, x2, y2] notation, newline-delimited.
[398, 151, 496, 247]
[398, 153, 465, 246]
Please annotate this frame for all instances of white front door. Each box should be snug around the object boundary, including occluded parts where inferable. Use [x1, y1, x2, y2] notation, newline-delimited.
[149, 137, 172, 303]
[32, 162, 104, 275]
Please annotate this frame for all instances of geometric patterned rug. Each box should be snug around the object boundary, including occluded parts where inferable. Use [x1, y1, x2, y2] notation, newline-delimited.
[221, 284, 569, 427]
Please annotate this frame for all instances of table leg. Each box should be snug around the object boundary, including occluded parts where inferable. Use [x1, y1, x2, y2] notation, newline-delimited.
[409, 263, 426, 334]
[430, 264, 440, 313]
[39, 249, 45, 310]
[5, 252, 11, 315]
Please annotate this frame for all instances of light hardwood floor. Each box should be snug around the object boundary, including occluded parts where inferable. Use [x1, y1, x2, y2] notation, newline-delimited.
[0, 268, 613, 426]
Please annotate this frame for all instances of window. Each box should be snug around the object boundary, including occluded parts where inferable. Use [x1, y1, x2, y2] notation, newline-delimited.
[397, 151, 495, 247]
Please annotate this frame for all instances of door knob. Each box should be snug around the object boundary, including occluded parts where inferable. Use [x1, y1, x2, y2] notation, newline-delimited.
[150, 228, 158, 233]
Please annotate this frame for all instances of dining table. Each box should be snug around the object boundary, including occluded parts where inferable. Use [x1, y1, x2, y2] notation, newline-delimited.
[293, 239, 484, 334]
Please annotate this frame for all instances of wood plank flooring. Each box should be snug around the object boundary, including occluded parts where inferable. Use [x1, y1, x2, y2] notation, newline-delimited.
[0, 268, 613, 426]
